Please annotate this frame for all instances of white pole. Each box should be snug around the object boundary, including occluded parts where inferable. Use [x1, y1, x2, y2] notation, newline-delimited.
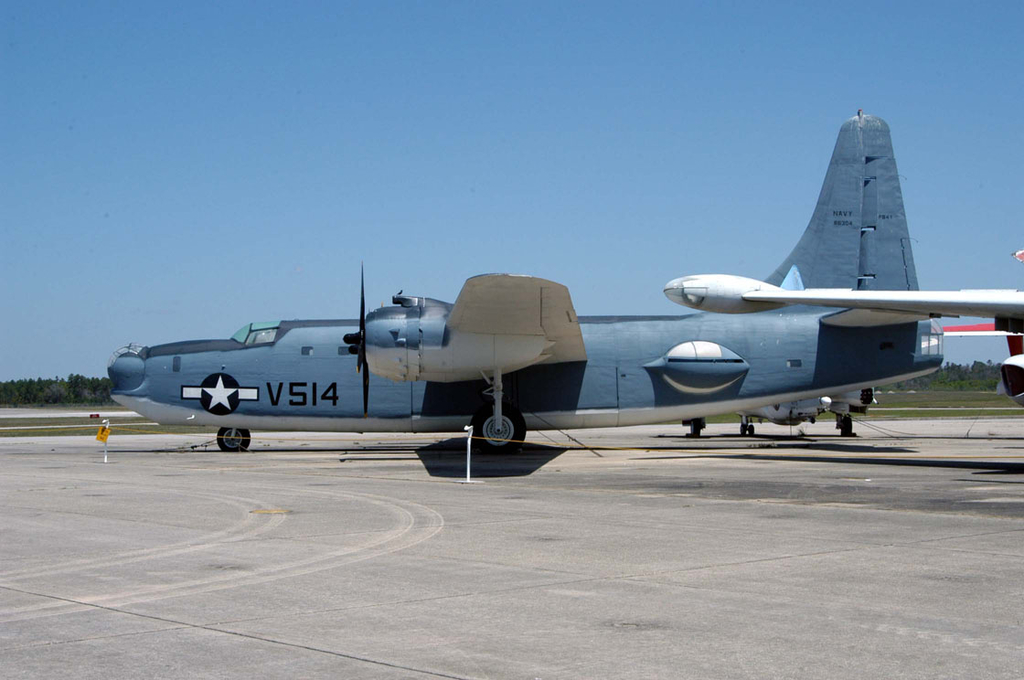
[102, 419, 109, 464]
[464, 424, 472, 482]
[457, 425, 482, 484]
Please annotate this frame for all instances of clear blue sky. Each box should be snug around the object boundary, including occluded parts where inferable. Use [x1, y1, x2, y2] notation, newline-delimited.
[2, 1, 1022, 380]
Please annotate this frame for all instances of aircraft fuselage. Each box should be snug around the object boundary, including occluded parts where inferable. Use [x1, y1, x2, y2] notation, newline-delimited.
[110, 309, 941, 433]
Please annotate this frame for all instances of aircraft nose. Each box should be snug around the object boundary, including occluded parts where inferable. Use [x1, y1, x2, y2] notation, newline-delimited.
[107, 345, 147, 392]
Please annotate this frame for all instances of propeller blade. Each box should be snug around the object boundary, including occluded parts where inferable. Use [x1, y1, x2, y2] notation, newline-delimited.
[359, 263, 368, 417]
[359, 264, 365, 338]
[362, 361, 369, 418]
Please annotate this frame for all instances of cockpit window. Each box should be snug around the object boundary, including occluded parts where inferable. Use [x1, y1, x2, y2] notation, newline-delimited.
[247, 328, 277, 345]
[230, 321, 281, 345]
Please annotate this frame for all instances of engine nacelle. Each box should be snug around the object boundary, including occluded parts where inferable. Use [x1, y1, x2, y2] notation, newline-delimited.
[364, 297, 550, 383]
[999, 355, 1024, 406]
[663, 275, 785, 314]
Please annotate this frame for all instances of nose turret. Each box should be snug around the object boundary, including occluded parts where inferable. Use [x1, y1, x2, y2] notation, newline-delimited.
[107, 344, 147, 392]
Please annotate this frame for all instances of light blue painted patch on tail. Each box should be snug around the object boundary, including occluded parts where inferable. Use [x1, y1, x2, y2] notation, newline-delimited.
[781, 265, 805, 291]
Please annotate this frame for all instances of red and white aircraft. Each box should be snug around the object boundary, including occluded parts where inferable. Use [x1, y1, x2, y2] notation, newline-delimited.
[943, 322, 1024, 406]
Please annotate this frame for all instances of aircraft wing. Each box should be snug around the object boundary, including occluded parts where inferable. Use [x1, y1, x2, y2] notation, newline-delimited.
[448, 274, 587, 363]
[742, 289, 1024, 326]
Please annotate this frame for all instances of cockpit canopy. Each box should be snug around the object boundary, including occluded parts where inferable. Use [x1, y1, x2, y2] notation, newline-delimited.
[231, 321, 281, 346]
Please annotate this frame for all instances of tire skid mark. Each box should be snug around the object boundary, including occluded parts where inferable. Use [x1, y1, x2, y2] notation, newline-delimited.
[1, 488, 286, 582]
[0, 491, 289, 620]
[0, 488, 444, 624]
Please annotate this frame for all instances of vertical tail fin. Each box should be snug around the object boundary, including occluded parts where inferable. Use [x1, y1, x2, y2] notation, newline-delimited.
[766, 112, 919, 291]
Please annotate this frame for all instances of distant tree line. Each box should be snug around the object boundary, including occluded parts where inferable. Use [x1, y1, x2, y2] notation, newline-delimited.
[885, 361, 1002, 391]
[0, 375, 114, 406]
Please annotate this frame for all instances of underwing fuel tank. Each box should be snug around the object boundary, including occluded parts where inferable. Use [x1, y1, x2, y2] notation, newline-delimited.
[663, 274, 785, 314]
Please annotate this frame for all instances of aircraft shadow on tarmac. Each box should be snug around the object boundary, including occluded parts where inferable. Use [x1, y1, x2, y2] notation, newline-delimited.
[332, 438, 569, 477]
[413, 439, 569, 477]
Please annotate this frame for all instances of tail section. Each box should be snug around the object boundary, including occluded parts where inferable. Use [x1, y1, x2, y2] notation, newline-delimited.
[766, 112, 919, 291]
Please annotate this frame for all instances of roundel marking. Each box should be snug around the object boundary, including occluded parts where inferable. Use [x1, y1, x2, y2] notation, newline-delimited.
[180, 373, 260, 416]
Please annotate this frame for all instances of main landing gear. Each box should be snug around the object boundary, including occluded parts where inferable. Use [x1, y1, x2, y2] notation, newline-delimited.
[471, 402, 526, 453]
[471, 370, 526, 453]
[836, 414, 855, 437]
[739, 416, 755, 436]
[217, 427, 251, 452]
[684, 417, 706, 437]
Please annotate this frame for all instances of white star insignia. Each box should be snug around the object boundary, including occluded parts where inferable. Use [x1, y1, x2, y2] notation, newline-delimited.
[203, 375, 237, 410]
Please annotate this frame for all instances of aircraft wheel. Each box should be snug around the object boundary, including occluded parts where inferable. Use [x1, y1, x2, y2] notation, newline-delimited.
[839, 415, 854, 437]
[471, 403, 526, 453]
[746, 424, 755, 436]
[217, 427, 251, 452]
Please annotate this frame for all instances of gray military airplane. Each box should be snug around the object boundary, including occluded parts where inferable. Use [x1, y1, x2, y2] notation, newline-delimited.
[109, 112, 962, 451]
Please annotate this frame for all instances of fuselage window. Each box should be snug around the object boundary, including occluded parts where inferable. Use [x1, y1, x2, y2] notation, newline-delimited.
[920, 333, 942, 356]
[301, 346, 314, 356]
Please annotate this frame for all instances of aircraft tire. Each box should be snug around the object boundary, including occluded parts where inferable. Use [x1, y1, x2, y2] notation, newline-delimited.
[471, 403, 526, 453]
[747, 424, 755, 436]
[839, 415, 854, 438]
[217, 427, 251, 452]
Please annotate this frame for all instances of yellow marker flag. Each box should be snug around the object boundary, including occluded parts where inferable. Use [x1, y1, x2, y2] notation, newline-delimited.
[96, 426, 111, 443]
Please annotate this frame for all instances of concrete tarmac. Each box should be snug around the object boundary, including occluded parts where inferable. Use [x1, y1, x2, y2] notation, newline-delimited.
[2, 418, 1024, 678]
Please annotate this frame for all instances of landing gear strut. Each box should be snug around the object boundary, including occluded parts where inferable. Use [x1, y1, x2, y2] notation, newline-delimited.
[217, 427, 251, 452]
[836, 414, 855, 437]
[685, 418, 706, 437]
[471, 370, 526, 452]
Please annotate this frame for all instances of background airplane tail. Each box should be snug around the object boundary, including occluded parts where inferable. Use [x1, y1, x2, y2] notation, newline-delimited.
[766, 112, 919, 291]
